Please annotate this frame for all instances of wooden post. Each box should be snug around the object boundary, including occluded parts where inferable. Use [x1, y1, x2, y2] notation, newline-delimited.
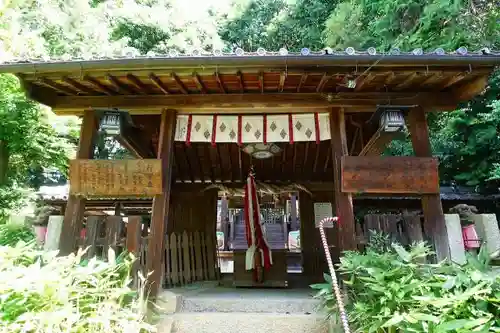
[407, 107, 450, 261]
[147, 109, 176, 297]
[290, 193, 299, 231]
[59, 110, 98, 255]
[220, 196, 229, 250]
[330, 108, 357, 251]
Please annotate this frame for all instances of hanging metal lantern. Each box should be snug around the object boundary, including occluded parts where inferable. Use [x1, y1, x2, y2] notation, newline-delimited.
[96, 108, 134, 137]
[99, 110, 122, 136]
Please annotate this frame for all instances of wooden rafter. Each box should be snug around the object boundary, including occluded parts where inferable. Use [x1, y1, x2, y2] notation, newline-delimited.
[355, 73, 377, 92]
[394, 73, 418, 91]
[193, 72, 208, 94]
[316, 73, 331, 93]
[170, 72, 189, 94]
[236, 71, 245, 93]
[214, 72, 227, 94]
[126, 74, 148, 94]
[442, 72, 467, 89]
[62, 76, 97, 95]
[107, 74, 135, 94]
[38, 77, 78, 95]
[83, 75, 117, 95]
[297, 73, 308, 92]
[149, 73, 170, 94]
[279, 71, 286, 92]
[259, 71, 264, 94]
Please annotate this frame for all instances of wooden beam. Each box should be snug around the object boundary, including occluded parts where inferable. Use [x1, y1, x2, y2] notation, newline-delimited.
[107, 74, 135, 94]
[126, 74, 148, 94]
[118, 126, 156, 158]
[62, 76, 98, 95]
[359, 126, 403, 156]
[149, 73, 170, 94]
[193, 72, 208, 94]
[279, 71, 286, 92]
[442, 73, 467, 89]
[453, 75, 489, 102]
[316, 73, 331, 93]
[236, 71, 245, 93]
[84, 75, 117, 95]
[393, 73, 417, 91]
[51, 92, 458, 114]
[171, 72, 189, 94]
[407, 107, 450, 261]
[341, 156, 439, 194]
[39, 77, 78, 95]
[354, 73, 377, 92]
[297, 73, 308, 92]
[215, 72, 227, 94]
[259, 71, 264, 94]
[147, 109, 176, 297]
[59, 110, 98, 255]
[330, 108, 357, 251]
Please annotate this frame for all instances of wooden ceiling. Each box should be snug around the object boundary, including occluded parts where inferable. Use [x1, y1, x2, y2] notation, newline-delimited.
[3, 54, 495, 114]
[128, 112, 380, 183]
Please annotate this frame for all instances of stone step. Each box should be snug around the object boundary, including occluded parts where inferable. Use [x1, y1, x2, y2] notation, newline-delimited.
[167, 312, 329, 333]
[179, 294, 320, 314]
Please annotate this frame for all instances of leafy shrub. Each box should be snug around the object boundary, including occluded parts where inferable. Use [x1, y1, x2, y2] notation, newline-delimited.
[312, 239, 500, 333]
[0, 223, 35, 246]
[0, 243, 155, 333]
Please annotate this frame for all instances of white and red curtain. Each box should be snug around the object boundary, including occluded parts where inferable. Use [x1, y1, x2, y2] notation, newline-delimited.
[175, 113, 331, 145]
[244, 172, 273, 272]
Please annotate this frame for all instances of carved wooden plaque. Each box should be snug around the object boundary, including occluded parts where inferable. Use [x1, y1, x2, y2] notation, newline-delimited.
[341, 156, 439, 194]
[69, 159, 162, 197]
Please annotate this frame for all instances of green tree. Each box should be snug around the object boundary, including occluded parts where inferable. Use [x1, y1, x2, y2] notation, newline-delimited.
[0, 74, 73, 216]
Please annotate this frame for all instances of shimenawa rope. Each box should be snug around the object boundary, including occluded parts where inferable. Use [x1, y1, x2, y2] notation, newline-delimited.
[319, 216, 351, 333]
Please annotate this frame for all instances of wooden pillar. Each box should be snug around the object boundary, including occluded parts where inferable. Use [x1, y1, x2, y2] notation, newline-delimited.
[290, 193, 299, 231]
[220, 195, 229, 250]
[147, 109, 176, 297]
[59, 110, 97, 255]
[407, 107, 450, 261]
[330, 108, 357, 251]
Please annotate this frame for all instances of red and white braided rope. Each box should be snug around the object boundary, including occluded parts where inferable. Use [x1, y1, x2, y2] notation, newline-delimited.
[318, 216, 351, 333]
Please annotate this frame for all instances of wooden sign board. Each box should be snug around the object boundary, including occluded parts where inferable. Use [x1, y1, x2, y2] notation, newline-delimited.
[69, 159, 162, 197]
[341, 156, 439, 194]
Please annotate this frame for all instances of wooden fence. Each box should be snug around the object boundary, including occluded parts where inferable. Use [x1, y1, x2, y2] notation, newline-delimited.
[73, 215, 219, 288]
[357, 214, 425, 247]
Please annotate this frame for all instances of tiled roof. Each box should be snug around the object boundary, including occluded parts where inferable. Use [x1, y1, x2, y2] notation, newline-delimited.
[0, 47, 499, 66]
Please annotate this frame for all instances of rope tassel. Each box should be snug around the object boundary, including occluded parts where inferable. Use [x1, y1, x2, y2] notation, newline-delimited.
[319, 216, 351, 333]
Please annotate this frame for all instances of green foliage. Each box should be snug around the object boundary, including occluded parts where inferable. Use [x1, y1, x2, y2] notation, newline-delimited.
[0, 224, 35, 246]
[312, 238, 500, 332]
[219, 0, 338, 51]
[0, 244, 154, 332]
